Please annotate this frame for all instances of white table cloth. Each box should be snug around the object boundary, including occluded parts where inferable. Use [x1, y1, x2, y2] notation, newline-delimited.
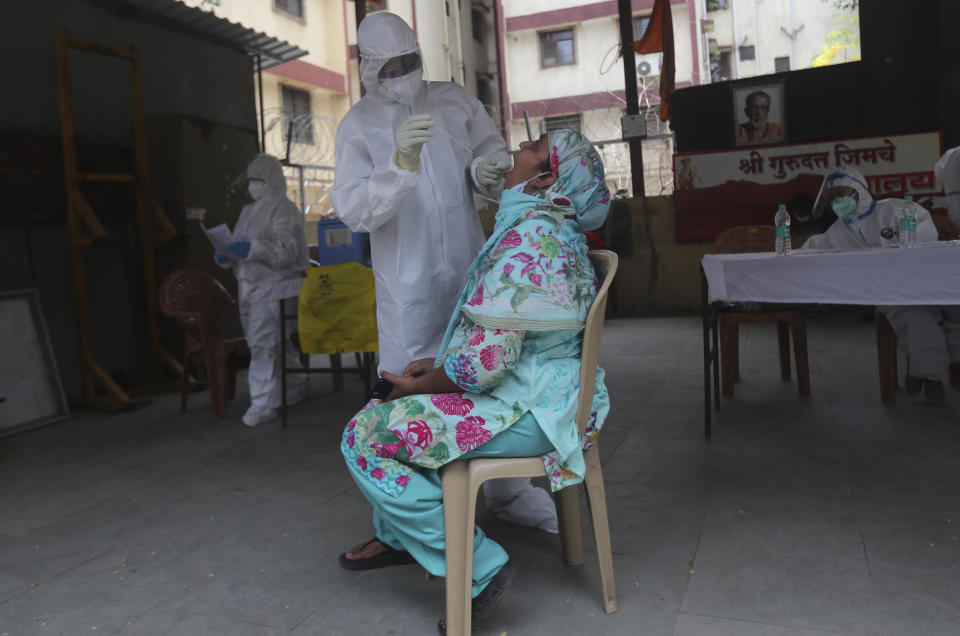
[701, 242, 960, 306]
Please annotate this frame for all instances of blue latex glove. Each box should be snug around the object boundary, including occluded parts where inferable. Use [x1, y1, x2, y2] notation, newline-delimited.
[214, 251, 230, 266]
[227, 241, 251, 259]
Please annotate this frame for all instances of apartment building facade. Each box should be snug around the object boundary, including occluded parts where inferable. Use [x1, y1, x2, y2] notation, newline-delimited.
[499, 0, 858, 197]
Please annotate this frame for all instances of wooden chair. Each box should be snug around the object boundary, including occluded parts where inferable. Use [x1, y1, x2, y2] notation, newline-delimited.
[159, 269, 247, 419]
[711, 226, 811, 398]
[876, 215, 960, 404]
[440, 251, 619, 636]
[932, 213, 960, 241]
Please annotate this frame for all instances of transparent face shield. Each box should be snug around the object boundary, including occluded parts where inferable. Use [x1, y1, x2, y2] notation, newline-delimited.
[377, 52, 422, 80]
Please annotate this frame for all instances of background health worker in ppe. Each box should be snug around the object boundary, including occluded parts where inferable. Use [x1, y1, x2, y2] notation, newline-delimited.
[330, 11, 558, 533]
[802, 166, 957, 404]
[216, 154, 310, 427]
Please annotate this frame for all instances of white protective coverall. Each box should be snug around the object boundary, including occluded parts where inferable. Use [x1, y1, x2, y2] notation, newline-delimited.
[331, 12, 557, 532]
[331, 12, 507, 377]
[935, 146, 960, 226]
[219, 154, 309, 426]
[802, 167, 959, 383]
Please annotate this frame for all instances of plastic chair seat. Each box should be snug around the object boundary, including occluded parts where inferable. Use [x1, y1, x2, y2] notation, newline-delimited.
[440, 250, 619, 636]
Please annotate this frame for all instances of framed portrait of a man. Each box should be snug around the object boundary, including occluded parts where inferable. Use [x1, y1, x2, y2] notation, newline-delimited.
[732, 82, 786, 147]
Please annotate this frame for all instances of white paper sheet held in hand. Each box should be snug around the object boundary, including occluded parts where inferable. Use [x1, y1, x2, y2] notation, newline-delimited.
[202, 223, 236, 260]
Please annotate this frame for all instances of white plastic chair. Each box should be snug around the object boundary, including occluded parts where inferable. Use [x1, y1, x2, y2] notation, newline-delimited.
[440, 250, 620, 636]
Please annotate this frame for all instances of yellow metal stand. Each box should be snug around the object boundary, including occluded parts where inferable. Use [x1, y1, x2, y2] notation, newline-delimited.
[56, 28, 182, 409]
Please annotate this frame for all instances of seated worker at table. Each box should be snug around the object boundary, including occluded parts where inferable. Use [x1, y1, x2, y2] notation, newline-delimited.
[802, 166, 957, 403]
[337, 130, 611, 634]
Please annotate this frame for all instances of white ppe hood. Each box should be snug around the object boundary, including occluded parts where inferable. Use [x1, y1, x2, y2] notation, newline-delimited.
[803, 167, 938, 250]
[358, 12, 424, 106]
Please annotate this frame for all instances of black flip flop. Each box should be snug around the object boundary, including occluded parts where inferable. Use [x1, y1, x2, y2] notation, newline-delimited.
[339, 537, 417, 571]
[437, 559, 516, 635]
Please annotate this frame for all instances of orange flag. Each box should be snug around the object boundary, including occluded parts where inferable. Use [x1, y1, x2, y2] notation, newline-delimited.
[632, 0, 675, 120]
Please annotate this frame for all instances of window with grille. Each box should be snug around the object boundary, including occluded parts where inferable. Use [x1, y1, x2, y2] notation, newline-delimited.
[274, 0, 304, 18]
[539, 29, 576, 68]
[739, 45, 755, 61]
[282, 86, 313, 144]
[775, 56, 791, 72]
[543, 113, 582, 134]
[633, 16, 650, 41]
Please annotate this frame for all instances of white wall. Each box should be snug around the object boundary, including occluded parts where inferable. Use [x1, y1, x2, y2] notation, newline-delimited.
[705, 0, 858, 80]
[503, 1, 700, 105]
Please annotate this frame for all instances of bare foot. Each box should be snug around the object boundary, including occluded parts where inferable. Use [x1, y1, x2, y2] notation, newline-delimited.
[344, 538, 387, 561]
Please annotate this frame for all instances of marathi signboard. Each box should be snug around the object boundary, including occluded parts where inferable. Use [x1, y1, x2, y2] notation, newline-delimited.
[672, 132, 944, 243]
[675, 132, 942, 196]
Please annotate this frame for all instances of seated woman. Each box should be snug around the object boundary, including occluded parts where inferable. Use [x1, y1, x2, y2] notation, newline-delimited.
[338, 129, 612, 633]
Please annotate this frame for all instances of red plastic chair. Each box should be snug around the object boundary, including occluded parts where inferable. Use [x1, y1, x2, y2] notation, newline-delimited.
[159, 269, 247, 419]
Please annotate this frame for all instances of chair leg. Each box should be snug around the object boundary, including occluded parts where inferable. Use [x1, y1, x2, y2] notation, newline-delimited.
[790, 314, 810, 396]
[719, 316, 736, 398]
[582, 445, 618, 614]
[180, 352, 191, 414]
[442, 462, 474, 636]
[204, 349, 226, 420]
[225, 351, 238, 400]
[731, 321, 740, 381]
[777, 321, 792, 381]
[329, 353, 344, 393]
[557, 485, 583, 566]
[877, 314, 898, 406]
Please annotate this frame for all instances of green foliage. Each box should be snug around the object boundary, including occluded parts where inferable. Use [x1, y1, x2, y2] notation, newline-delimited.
[811, 15, 861, 67]
[821, 0, 858, 9]
[201, 0, 222, 6]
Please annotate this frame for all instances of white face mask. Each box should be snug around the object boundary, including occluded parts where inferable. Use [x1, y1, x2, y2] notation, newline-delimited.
[248, 179, 267, 200]
[378, 69, 423, 106]
[508, 171, 552, 194]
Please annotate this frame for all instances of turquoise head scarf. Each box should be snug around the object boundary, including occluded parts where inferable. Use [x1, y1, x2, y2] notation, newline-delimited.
[545, 129, 611, 231]
[436, 130, 610, 351]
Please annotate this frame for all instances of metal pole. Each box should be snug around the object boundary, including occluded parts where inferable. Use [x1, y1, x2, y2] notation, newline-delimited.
[257, 54, 266, 153]
[617, 0, 645, 197]
[493, 0, 510, 146]
[299, 164, 306, 212]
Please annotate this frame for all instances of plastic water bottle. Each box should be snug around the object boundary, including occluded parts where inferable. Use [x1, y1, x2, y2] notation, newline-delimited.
[899, 195, 917, 249]
[775, 203, 791, 256]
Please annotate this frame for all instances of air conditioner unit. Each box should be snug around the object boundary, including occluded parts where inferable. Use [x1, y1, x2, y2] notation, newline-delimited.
[636, 55, 660, 77]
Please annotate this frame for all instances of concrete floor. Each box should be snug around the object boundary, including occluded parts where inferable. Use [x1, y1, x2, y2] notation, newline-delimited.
[2, 314, 960, 636]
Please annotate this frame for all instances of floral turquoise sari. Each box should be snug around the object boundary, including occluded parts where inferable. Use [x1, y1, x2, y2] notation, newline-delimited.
[341, 130, 611, 497]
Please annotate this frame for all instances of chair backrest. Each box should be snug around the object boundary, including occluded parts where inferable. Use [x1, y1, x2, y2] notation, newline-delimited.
[575, 250, 619, 437]
[711, 225, 795, 254]
[933, 213, 960, 241]
[158, 269, 237, 344]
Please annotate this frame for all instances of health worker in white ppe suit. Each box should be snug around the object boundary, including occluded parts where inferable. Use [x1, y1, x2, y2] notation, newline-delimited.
[331, 11, 558, 533]
[936, 145, 960, 226]
[802, 166, 958, 404]
[215, 154, 310, 427]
